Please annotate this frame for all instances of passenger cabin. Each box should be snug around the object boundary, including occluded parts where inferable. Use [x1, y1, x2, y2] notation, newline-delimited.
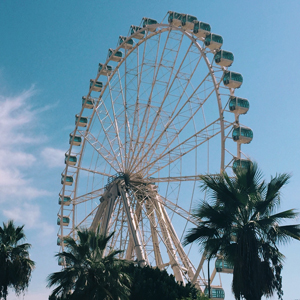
[57, 216, 70, 226]
[69, 134, 82, 146]
[119, 36, 134, 49]
[214, 50, 234, 67]
[223, 71, 243, 89]
[98, 63, 113, 75]
[181, 14, 197, 30]
[57, 237, 68, 246]
[58, 256, 70, 266]
[233, 159, 252, 173]
[58, 195, 72, 206]
[232, 127, 253, 144]
[58, 257, 64, 266]
[65, 154, 77, 166]
[168, 11, 183, 27]
[204, 287, 225, 300]
[61, 174, 73, 186]
[108, 48, 123, 62]
[142, 17, 158, 32]
[90, 80, 103, 92]
[130, 25, 145, 39]
[215, 258, 234, 274]
[193, 20, 211, 38]
[205, 33, 223, 50]
[75, 115, 88, 127]
[82, 96, 94, 109]
[229, 96, 249, 115]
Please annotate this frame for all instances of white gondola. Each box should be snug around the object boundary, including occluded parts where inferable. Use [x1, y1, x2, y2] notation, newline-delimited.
[229, 96, 249, 115]
[98, 63, 113, 75]
[108, 48, 123, 62]
[57, 236, 68, 246]
[204, 287, 225, 300]
[82, 96, 94, 109]
[214, 50, 234, 67]
[61, 174, 73, 186]
[58, 195, 72, 206]
[205, 33, 223, 50]
[119, 36, 134, 49]
[232, 126, 253, 144]
[75, 114, 88, 127]
[193, 20, 211, 38]
[142, 17, 158, 32]
[57, 216, 70, 226]
[69, 134, 82, 146]
[168, 11, 182, 27]
[90, 80, 103, 92]
[181, 14, 197, 30]
[130, 25, 145, 39]
[223, 71, 243, 89]
[65, 154, 77, 166]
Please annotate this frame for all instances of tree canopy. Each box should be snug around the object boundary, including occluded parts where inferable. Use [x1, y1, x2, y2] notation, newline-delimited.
[47, 228, 131, 300]
[184, 163, 300, 300]
[0, 220, 35, 300]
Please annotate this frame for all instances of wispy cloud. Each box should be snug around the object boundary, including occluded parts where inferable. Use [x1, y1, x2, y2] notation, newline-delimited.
[41, 147, 65, 168]
[2, 203, 55, 243]
[0, 87, 49, 202]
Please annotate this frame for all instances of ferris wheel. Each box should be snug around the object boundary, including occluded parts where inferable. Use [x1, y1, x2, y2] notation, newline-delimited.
[58, 11, 253, 297]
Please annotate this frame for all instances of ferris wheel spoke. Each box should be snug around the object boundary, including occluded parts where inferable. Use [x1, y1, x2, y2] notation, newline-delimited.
[73, 166, 111, 177]
[72, 187, 105, 205]
[83, 131, 120, 172]
[136, 31, 186, 168]
[157, 194, 198, 226]
[139, 41, 202, 165]
[93, 98, 123, 170]
[144, 119, 232, 176]
[107, 70, 126, 169]
[127, 31, 164, 170]
[148, 175, 205, 182]
[132, 70, 213, 173]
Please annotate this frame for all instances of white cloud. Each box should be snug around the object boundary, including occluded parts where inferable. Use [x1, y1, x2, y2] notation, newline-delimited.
[0, 87, 50, 202]
[2, 203, 55, 244]
[41, 147, 65, 168]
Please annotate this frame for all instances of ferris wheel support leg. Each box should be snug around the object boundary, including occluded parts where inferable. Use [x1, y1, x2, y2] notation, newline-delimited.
[125, 202, 142, 260]
[90, 200, 108, 232]
[118, 184, 146, 267]
[160, 201, 197, 284]
[210, 268, 217, 284]
[192, 253, 206, 285]
[145, 199, 163, 268]
[100, 184, 119, 236]
[152, 198, 185, 282]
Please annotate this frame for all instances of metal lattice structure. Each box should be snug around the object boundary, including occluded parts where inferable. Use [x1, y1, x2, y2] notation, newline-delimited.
[58, 12, 252, 294]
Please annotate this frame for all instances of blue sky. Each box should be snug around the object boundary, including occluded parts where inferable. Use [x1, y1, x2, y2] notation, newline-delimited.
[1, 1, 300, 299]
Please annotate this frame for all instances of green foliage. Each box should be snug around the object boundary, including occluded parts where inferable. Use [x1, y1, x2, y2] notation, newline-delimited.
[126, 264, 199, 300]
[0, 220, 35, 300]
[47, 227, 131, 300]
[184, 163, 300, 300]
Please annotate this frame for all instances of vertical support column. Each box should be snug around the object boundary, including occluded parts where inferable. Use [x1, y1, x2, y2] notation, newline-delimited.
[145, 199, 163, 268]
[125, 202, 142, 260]
[192, 253, 206, 285]
[90, 200, 108, 232]
[100, 184, 119, 236]
[160, 202, 196, 282]
[118, 184, 146, 267]
[153, 198, 184, 282]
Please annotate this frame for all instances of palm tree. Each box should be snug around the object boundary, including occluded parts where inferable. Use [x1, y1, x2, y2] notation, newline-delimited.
[184, 163, 300, 300]
[0, 220, 35, 300]
[47, 227, 132, 300]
